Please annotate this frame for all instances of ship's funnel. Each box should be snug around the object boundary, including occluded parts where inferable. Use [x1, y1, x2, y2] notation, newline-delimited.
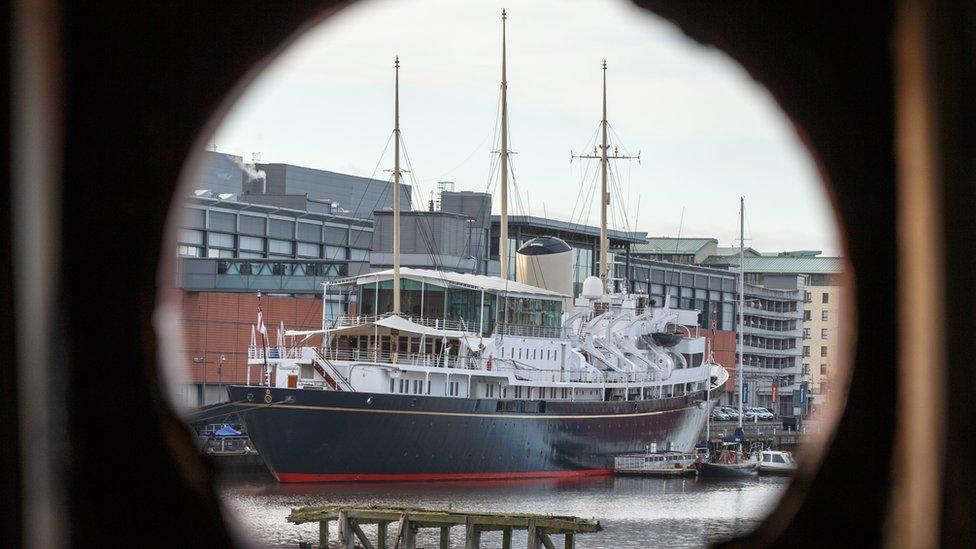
[516, 236, 573, 301]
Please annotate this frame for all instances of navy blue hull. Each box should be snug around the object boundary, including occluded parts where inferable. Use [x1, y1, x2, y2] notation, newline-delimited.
[227, 386, 710, 482]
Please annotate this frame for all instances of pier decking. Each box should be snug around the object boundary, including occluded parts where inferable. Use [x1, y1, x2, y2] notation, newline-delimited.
[288, 505, 602, 549]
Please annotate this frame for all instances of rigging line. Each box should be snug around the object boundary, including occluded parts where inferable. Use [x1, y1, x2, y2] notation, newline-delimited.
[399, 137, 456, 287]
[481, 85, 504, 223]
[566, 122, 604, 229]
[570, 162, 600, 233]
[571, 163, 600, 230]
[565, 123, 600, 227]
[665, 206, 687, 300]
[183, 400, 250, 421]
[606, 122, 634, 157]
[399, 137, 444, 269]
[567, 130, 599, 228]
[340, 131, 395, 255]
[436, 119, 497, 181]
[608, 161, 634, 235]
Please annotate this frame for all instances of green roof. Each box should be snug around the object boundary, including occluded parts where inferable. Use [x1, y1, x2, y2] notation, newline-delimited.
[633, 237, 717, 255]
[702, 255, 845, 274]
[715, 246, 761, 257]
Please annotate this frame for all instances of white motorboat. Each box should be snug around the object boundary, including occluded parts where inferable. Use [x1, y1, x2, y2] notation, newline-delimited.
[757, 450, 798, 475]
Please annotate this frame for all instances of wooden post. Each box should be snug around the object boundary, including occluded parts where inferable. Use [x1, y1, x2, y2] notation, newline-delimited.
[539, 531, 556, 549]
[439, 526, 451, 549]
[338, 510, 354, 549]
[350, 520, 376, 549]
[318, 520, 329, 549]
[403, 521, 417, 549]
[377, 521, 388, 549]
[502, 528, 513, 549]
[391, 514, 407, 548]
[526, 519, 539, 549]
[465, 518, 480, 549]
[564, 533, 575, 549]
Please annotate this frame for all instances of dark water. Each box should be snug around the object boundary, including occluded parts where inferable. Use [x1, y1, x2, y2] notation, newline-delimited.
[219, 475, 788, 548]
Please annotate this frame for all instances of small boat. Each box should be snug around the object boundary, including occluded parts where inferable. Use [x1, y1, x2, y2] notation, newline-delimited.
[614, 452, 698, 477]
[757, 449, 798, 475]
[696, 442, 758, 478]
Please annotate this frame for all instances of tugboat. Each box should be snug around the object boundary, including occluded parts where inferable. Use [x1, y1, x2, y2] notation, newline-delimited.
[227, 11, 730, 483]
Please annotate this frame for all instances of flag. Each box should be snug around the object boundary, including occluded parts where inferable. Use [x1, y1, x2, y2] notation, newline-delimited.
[257, 292, 267, 335]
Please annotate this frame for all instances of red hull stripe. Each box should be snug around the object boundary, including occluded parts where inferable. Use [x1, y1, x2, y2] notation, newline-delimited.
[275, 469, 614, 483]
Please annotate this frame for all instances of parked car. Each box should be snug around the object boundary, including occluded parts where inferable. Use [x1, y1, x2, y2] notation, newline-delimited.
[719, 406, 741, 420]
[749, 407, 775, 420]
[711, 409, 731, 421]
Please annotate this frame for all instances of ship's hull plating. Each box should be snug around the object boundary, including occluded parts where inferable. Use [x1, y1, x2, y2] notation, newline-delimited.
[228, 386, 712, 483]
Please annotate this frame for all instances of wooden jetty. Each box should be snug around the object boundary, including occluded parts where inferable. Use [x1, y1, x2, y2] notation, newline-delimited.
[288, 505, 602, 549]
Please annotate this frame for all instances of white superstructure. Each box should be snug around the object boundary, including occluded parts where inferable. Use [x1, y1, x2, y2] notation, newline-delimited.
[247, 270, 729, 405]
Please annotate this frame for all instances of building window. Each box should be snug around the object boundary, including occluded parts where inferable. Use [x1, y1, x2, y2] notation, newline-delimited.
[207, 248, 233, 258]
[324, 245, 347, 260]
[239, 235, 264, 252]
[821, 346, 828, 357]
[821, 364, 828, 375]
[822, 292, 829, 304]
[821, 328, 828, 339]
[296, 242, 320, 258]
[803, 310, 811, 321]
[390, 379, 395, 393]
[268, 239, 292, 255]
[803, 346, 810, 357]
[179, 228, 205, 246]
[822, 309, 829, 321]
[349, 248, 369, 261]
[177, 245, 202, 257]
[803, 328, 810, 339]
[208, 232, 235, 248]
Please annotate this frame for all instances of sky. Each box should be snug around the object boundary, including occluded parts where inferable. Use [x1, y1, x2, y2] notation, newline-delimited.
[210, 0, 842, 256]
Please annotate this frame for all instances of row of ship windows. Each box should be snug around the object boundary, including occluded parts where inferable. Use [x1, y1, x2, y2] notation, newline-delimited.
[391, 378, 435, 395]
[386, 379, 703, 400]
[501, 347, 559, 362]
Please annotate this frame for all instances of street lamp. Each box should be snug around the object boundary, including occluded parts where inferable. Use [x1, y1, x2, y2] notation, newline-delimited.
[218, 354, 226, 400]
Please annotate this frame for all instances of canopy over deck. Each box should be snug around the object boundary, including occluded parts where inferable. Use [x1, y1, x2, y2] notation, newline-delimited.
[327, 267, 567, 300]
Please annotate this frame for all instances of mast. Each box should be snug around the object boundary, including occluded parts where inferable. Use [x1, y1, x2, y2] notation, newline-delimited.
[498, 9, 510, 280]
[737, 196, 745, 428]
[599, 60, 609, 292]
[392, 56, 402, 314]
[573, 61, 637, 293]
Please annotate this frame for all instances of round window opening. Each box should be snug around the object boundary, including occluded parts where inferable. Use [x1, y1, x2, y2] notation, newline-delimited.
[158, 1, 853, 547]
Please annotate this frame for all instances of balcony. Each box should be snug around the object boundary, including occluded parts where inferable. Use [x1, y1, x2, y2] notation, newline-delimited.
[741, 343, 802, 357]
[743, 303, 804, 319]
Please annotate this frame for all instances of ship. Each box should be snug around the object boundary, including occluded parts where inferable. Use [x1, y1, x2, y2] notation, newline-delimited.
[228, 10, 730, 483]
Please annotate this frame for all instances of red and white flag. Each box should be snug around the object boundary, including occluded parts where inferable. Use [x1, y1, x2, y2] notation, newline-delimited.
[256, 292, 268, 335]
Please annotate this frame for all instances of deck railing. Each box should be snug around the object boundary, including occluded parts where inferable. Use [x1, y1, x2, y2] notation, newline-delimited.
[247, 346, 703, 386]
[494, 323, 562, 339]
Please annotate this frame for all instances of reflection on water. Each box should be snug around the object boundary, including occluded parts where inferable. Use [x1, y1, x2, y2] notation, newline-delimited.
[220, 475, 788, 548]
